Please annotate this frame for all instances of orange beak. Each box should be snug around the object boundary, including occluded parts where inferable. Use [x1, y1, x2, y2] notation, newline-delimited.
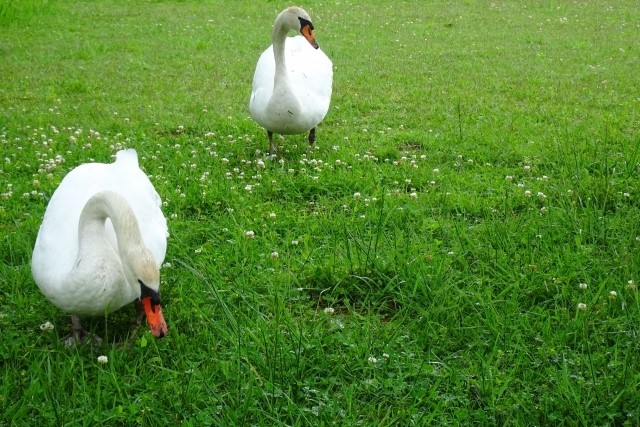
[301, 25, 319, 49]
[142, 296, 168, 338]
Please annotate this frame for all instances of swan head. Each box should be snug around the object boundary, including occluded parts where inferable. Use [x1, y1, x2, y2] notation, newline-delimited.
[132, 252, 168, 338]
[277, 6, 319, 49]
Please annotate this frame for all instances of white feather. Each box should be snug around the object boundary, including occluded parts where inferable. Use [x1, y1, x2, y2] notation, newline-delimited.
[249, 7, 333, 139]
[31, 149, 168, 316]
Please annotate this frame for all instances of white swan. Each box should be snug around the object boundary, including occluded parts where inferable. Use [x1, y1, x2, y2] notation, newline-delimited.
[249, 6, 333, 153]
[31, 149, 169, 343]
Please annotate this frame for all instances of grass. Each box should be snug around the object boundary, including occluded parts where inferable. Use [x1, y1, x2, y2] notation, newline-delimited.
[1, 0, 640, 425]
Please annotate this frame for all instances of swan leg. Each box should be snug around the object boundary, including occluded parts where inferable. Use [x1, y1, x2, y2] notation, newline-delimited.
[62, 315, 86, 346]
[124, 300, 146, 348]
[63, 315, 102, 346]
[308, 127, 316, 148]
[267, 130, 276, 154]
[71, 315, 85, 340]
[132, 299, 146, 334]
[135, 299, 145, 325]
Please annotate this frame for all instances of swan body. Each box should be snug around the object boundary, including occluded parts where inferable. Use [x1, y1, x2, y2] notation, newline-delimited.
[249, 6, 333, 153]
[32, 149, 168, 340]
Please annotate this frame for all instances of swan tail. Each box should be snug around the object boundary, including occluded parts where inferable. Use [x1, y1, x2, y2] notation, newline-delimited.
[115, 149, 139, 167]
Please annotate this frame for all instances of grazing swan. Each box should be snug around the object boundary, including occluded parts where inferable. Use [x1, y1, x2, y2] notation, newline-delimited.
[31, 149, 169, 343]
[249, 6, 333, 153]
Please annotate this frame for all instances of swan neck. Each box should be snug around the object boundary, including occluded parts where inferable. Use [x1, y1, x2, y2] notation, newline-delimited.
[78, 192, 144, 259]
[271, 16, 289, 83]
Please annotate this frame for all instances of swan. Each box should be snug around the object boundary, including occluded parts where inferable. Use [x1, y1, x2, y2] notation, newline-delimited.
[31, 149, 169, 344]
[249, 6, 333, 153]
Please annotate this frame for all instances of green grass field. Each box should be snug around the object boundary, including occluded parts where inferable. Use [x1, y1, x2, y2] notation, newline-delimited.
[1, 0, 640, 425]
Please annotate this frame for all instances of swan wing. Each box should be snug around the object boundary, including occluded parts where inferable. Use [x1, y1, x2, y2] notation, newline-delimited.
[286, 35, 333, 101]
[111, 149, 168, 265]
[32, 161, 112, 283]
[249, 45, 276, 123]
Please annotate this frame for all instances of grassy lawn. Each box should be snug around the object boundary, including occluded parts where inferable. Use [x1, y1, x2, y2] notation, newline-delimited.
[1, 0, 640, 425]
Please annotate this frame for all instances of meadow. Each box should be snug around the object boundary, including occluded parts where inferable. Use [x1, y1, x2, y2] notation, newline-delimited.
[1, 0, 640, 425]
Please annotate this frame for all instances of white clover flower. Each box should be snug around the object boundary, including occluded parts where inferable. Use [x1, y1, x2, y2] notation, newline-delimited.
[245, 230, 255, 239]
[269, 212, 276, 219]
[367, 356, 378, 364]
[244, 184, 253, 191]
[270, 251, 279, 259]
[256, 159, 265, 168]
[353, 192, 361, 199]
[221, 157, 229, 164]
[323, 307, 335, 315]
[97, 355, 108, 364]
[39, 321, 54, 331]
[524, 190, 532, 197]
[578, 283, 588, 290]
[291, 240, 299, 245]
[162, 262, 172, 268]
[577, 303, 587, 311]
[409, 192, 418, 199]
[609, 290, 618, 299]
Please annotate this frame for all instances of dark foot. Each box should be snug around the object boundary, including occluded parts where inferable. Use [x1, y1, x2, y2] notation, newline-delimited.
[267, 130, 276, 154]
[63, 315, 103, 346]
[62, 333, 103, 347]
[308, 127, 316, 149]
[124, 300, 146, 348]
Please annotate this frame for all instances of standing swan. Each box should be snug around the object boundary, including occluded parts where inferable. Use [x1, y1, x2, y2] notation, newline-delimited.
[249, 6, 333, 154]
[32, 149, 169, 343]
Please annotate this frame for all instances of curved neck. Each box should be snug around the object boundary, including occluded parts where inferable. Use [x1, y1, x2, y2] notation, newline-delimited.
[77, 191, 144, 264]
